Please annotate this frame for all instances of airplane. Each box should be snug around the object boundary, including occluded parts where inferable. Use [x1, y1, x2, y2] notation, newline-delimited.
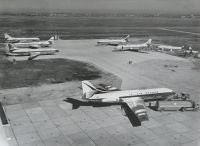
[64, 81, 175, 127]
[97, 35, 130, 46]
[6, 46, 59, 60]
[156, 45, 183, 52]
[4, 33, 40, 43]
[10, 36, 55, 49]
[157, 45, 199, 54]
[114, 39, 152, 52]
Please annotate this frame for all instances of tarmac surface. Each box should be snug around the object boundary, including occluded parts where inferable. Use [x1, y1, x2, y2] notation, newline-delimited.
[1, 39, 200, 146]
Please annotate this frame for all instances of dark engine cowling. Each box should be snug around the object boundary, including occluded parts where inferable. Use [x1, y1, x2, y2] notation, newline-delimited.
[121, 97, 149, 123]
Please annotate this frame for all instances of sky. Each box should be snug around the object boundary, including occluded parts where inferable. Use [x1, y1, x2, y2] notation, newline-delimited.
[0, 0, 200, 14]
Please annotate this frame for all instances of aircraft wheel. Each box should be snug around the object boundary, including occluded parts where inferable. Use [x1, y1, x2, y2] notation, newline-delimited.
[180, 107, 186, 112]
[159, 108, 164, 112]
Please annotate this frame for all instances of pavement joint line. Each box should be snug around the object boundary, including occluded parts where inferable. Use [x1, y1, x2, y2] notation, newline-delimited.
[67, 112, 98, 146]
[22, 104, 49, 146]
[4, 105, 20, 146]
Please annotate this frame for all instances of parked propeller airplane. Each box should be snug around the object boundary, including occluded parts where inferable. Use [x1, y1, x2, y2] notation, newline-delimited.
[156, 45, 199, 54]
[157, 45, 184, 52]
[4, 33, 40, 43]
[64, 81, 175, 127]
[114, 39, 152, 52]
[10, 36, 54, 49]
[97, 35, 130, 46]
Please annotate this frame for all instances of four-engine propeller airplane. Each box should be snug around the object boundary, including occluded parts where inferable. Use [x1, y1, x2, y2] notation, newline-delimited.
[64, 81, 175, 127]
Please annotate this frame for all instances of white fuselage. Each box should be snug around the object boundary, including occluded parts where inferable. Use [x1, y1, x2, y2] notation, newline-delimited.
[89, 88, 174, 102]
[115, 43, 148, 51]
[9, 48, 59, 56]
[97, 39, 126, 45]
[12, 41, 51, 48]
[157, 45, 182, 52]
[7, 37, 40, 43]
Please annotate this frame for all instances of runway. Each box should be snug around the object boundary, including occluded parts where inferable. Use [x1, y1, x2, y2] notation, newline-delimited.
[1, 39, 200, 146]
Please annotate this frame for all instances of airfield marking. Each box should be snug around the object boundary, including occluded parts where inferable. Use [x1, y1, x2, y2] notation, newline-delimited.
[159, 28, 200, 36]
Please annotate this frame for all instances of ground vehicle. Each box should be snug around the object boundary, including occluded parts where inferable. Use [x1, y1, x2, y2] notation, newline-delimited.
[155, 100, 199, 111]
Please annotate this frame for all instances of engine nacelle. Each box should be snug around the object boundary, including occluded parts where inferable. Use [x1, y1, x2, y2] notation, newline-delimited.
[133, 104, 148, 122]
[122, 97, 148, 122]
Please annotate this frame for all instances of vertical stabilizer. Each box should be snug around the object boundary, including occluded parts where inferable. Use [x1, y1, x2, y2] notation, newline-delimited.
[48, 36, 54, 44]
[124, 35, 130, 42]
[4, 33, 11, 39]
[81, 81, 97, 99]
[145, 39, 152, 46]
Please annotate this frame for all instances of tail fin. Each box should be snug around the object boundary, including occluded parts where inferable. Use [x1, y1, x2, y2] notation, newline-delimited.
[4, 33, 12, 39]
[189, 46, 192, 50]
[145, 39, 152, 46]
[82, 81, 97, 99]
[48, 36, 54, 45]
[124, 35, 130, 42]
[7, 43, 13, 51]
[7, 44, 18, 52]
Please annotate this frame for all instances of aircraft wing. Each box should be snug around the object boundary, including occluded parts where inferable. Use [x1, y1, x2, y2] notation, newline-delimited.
[64, 97, 148, 127]
[121, 102, 142, 127]
[121, 97, 149, 127]
[28, 52, 41, 60]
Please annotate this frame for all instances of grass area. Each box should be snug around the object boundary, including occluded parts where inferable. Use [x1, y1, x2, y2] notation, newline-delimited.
[0, 15, 200, 40]
[0, 15, 200, 51]
[0, 58, 106, 89]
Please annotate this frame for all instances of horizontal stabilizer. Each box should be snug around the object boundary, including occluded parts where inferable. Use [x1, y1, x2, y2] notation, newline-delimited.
[64, 98, 84, 109]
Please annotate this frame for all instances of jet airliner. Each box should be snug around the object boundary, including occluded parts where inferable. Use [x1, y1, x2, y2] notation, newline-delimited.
[65, 81, 175, 127]
[4, 33, 40, 43]
[97, 35, 130, 46]
[114, 39, 152, 52]
[6, 46, 59, 60]
[10, 36, 54, 49]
